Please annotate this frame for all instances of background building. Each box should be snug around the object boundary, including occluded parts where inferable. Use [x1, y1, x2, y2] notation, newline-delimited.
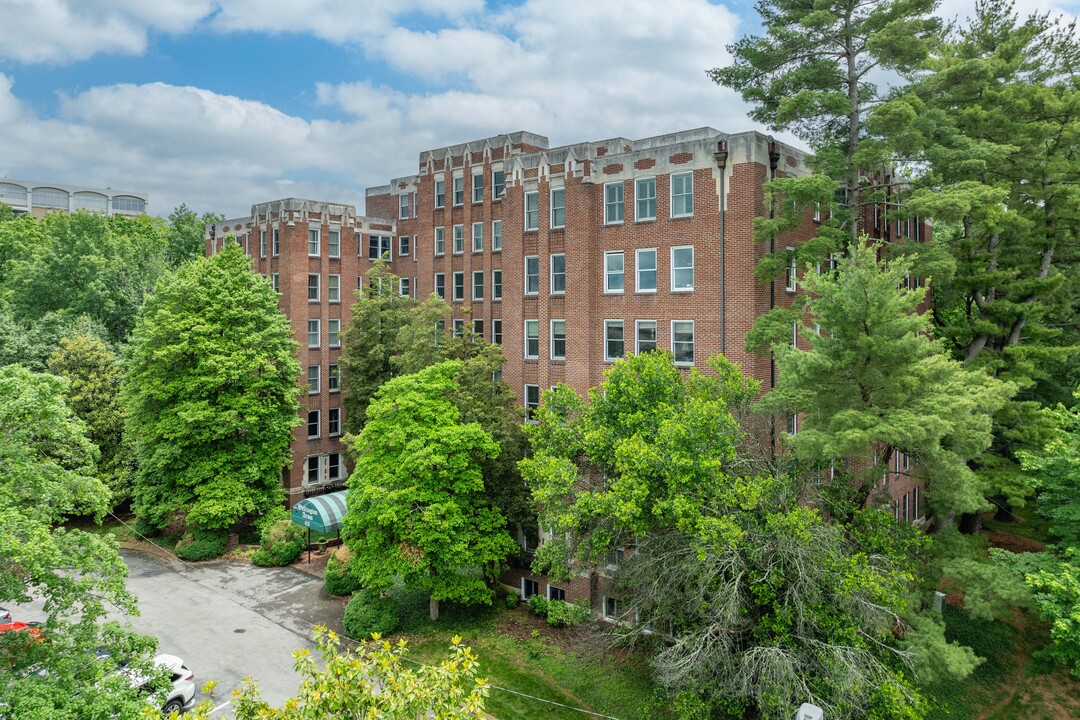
[0, 179, 147, 217]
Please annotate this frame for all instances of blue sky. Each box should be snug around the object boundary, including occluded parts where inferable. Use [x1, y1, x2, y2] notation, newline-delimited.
[0, 0, 1074, 218]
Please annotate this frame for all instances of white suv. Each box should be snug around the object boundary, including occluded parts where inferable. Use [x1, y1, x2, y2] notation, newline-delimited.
[123, 653, 196, 715]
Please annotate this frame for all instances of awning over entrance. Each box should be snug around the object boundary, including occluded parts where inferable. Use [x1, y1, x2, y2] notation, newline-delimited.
[290, 490, 348, 533]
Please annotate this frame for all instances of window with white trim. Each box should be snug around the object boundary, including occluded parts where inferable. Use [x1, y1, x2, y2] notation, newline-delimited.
[521, 578, 540, 598]
[787, 413, 798, 435]
[272, 228, 280, 256]
[271, 273, 279, 293]
[548, 586, 566, 602]
[524, 191, 539, 231]
[453, 224, 464, 254]
[307, 320, 320, 348]
[472, 270, 484, 301]
[453, 319, 464, 338]
[605, 251, 624, 293]
[672, 320, 694, 365]
[524, 320, 539, 359]
[670, 172, 693, 217]
[604, 182, 624, 224]
[472, 222, 483, 252]
[671, 246, 694, 291]
[399, 235, 410, 257]
[605, 320, 624, 361]
[434, 226, 445, 255]
[472, 172, 484, 203]
[492, 269, 503, 300]
[791, 320, 799, 347]
[603, 596, 620, 620]
[328, 319, 340, 348]
[328, 229, 340, 258]
[308, 228, 320, 256]
[524, 384, 540, 421]
[492, 318, 502, 345]
[636, 248, 657, 292]
[327, 452, 342, 481]
[307, 365, 320, 394]
[550, 188, 565, 228]
[259, 230, 267, 258]
[434, 272, 445, 299]
[328, 275, 340, 303]
[813, 202, 822, 222]
[551, 319, 566, 360]
[473, 318, 484, 336]
[493, 170, 505, 200]
[786, 249, 797, 292]
[308, 274, 320, 302]
[328, 364, 340, 392]
[307, 410, 320, 439]
[453, 271, 464, 302]
[434, 179, 445, 208]
[399, 194, 409, 219]
[453, 176, 464, 206]
[524, 256, 539, 295]
[635, 177, 656, 221]
[399, 277, 410, 297]
[550, 253, 566, 294]
[636, 320, 657, 354]
[369, 235, 391, 260]
[305, 456, 320, 484]
[492, 220, 502, 251]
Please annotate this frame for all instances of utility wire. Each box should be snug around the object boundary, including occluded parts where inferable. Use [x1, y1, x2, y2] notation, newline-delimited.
[105, 511, 626, 720]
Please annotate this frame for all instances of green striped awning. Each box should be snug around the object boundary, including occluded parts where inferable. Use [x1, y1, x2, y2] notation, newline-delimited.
[291, 491, 348, 533]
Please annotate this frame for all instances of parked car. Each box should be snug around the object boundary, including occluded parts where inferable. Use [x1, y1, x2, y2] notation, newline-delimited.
[0, 607, 10, 622]
[119, 652, 196, 715]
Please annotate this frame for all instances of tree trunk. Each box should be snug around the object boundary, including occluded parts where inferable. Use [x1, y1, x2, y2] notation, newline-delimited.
[958, 511, 981, 535]
[429, 596, 440, 621]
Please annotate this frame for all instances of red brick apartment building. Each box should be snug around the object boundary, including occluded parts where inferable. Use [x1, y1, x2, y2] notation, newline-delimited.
[206, 127, 927, 606]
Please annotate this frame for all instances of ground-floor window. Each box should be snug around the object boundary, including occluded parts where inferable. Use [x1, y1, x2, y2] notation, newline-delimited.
[521, 578, 540, 599]
[548, 586, 566, 602]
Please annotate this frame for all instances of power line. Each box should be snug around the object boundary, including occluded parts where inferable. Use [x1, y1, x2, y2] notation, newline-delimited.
[105, 512, 626, 720]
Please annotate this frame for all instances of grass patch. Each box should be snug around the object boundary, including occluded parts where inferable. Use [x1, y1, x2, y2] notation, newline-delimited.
[981, 509, 1055, 545]
[70, 515, 182, 550]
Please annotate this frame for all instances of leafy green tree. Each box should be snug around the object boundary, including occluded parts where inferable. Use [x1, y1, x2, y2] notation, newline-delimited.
[749, 238, 1014, 517]
[342, 361, 517, 620]
[186, 628, 489, 719]
[2, 212, 170, 343]
[123, 243, 300, 533]
[0, 364, 161, 719]
[1020, 393, 1080, 545]
[0, 306, 110, 372]
[166, 203, 223, 267]
[47, 335, 136, 506]
[710, 0, 942, 242]
[1023, 548, 1080, 677]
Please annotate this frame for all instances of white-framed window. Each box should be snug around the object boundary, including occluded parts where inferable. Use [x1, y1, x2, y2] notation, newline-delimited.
[604, 251, 625, 293]
[492, 170, 506, 200]
[492, 269, 503, 300]
[305, 455, 320, 484]
[524, 256, 539, 295]
[524, 191, 539, 231]
[636, 320, 657, 354]
[671, 171, 693, 217]
[791, 320, 799, 347]
[635, 177, 656, 221]
[328, 364, 340, 392]
[413, 235, 418, 260]
[412, 192, 418, 217]
[913, 486, 920, 519]
[453, 176, 464, 206]
[492, 318, 503, 345]
[308, 274, 320, 302]
[472, 172, 484, 203]
[524, 320, 540, 359]
[259, 230, 267, 258]
[327, 452, 342, 481]
[307, 319, 320, 348]
[271, 273, 280, 293]
[604, 182, 624, 224]
[328, 229, 340, 258]
[605, 320, 624, 361]
[399, 277, 410, 297]
[307, 409, 320, 439]
[636, 248, 657, 292]
[453, 319, 465, 338]
[550, 253, 566, 294]
[328, 319, 341, 348]
[672, 320, 694, 365]
[399, 193, 409, 219]
[453, 224, 464, 254]
[786, 249, 797, 292]
[434, 179, 445, 209]
[472, 222, 483, 252]
[369, 235, 391, 260]
[492, 220, 502, 251]
[813, 202, 822, 223]
[472, 270, 484, 301]
[787, 413, 798, 435]
[473, 318, 484, 337]
[399, 235, 410, 257]
[550, 188, 565, 228]
[434, 272, 445, 298]
[603, 596, 620, 620]
[903, 493, 910, 522]
[272, 228, 280, 256]
[551, 319, 566, 360]
[671, 246, 694, 291]
[521, 577, 540, 598]
[307, 365, 320, 394]
[434, 226, 445, 255]
[308, 228, 320, 256]
[453, 271, 464, 302]
[328, 275, 340, 303]
[902, 452, 910, 472]
[524, 384, 540, 421]
[548, 586, 566, 602]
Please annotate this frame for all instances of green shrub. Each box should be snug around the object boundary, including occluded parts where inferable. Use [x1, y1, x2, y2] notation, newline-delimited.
[324, 553, 361, 596]
[527, 594, 550, 618]
[252, 518, 305, 567]
[174, 529, 228, 561]
[546, 599, 590, 628]
[250, 548, 275, 567]
[344, 589, 398, 638]
[504, 590, 520, 609]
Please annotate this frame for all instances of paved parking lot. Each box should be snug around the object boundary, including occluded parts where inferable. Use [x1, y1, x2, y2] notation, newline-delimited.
[13, 549, 348, 717]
